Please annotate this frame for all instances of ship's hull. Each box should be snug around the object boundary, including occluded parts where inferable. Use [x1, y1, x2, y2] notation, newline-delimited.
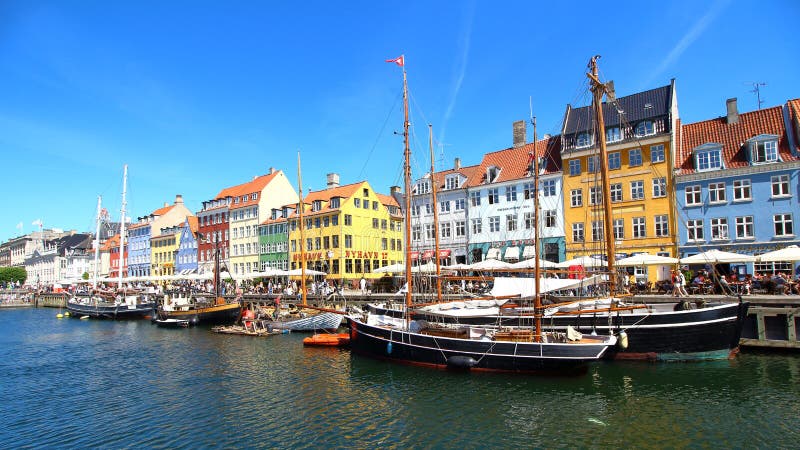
[67, 299, 156, 320]
[158, 302, 242, 326]
[369, 301, 749, 361]
[345, 316, 613, 374]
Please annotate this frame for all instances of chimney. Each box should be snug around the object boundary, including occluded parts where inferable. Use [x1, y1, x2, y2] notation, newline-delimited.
[513, 120, 526, 148]
[163, 202, 168, 208]
[175, 194, 183, 204]
[326, 173, 340, 189]
[390, 186, 401, 195]
[726, 98, 739, 124]
[269, 167, 275, 175]
[454, 157, 461, 170]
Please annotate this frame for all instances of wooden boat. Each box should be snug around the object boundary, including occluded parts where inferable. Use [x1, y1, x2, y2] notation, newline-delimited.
[347, 55, 616, 373]
[157, 295, 242, 326]
[212, 320, 282, 337]
[154, 318, 190, 328]
[303, 332, 350, 347]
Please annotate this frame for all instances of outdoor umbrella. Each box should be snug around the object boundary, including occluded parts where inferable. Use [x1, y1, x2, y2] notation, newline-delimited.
[509, 258, 558, 269]
[756, 245, 800, 262]
[555, 255, 607, 268]
[680, 249, 755, 264]
[615, 254, 679, 267]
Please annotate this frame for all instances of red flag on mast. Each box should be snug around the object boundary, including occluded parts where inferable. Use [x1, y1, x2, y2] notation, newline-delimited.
[385, 55, 404, 67]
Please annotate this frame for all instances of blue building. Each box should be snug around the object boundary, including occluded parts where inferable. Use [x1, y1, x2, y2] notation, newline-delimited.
[176, 217, 199, 275]
[675, 98, 800, 275]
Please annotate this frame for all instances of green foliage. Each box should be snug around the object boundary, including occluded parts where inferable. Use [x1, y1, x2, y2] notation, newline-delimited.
[0, 267, 27, 284]
[82, 272, 89, 280]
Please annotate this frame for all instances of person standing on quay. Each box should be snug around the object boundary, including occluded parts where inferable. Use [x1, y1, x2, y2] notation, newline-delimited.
[360, 276, 367, 295]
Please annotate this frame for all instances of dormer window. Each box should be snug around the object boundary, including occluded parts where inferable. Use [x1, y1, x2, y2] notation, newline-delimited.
[693, 143, 723, 172]
[312, 200, 322, 212]
[416, 180, 431, 194]
[330, 197, 340, 209]
[486, 166, 500, 183]
[576, 132, 592, 148]
[606, 127, 621, 143]
[445, 175, 460, 190]
[635, 121, 655, 137]
[748, 134, 779, 164]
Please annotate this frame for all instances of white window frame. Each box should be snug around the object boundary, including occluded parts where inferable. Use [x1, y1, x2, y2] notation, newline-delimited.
[774, 214, 794, 237]
[687, 219, 704, 242]
[733, 180, 752, 202]
[654, 215, 668, 237]
[685, 185, 702, 206]
[710, 218, 729, 241]
[630, 180, 644, 200]
[632, 217, 646, 238]
[650, 144, 665, 163]
[708, 182, 726, 204]
[735, 216, 754, 239]
[771, 175, 790, 197]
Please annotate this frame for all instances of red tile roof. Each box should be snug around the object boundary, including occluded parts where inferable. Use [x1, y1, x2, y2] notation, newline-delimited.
[151, 204, 175, 216]
[186, 216, 198, 234]
[677, 104, 795, 174]
[215, 171, 282, 210]
[466, 135, 562, 187]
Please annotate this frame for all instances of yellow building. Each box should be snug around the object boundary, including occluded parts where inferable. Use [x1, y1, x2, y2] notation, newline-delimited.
[151, 225, 180, 277]
[287, 175, 403, 287]
[560, 81, 678, 283]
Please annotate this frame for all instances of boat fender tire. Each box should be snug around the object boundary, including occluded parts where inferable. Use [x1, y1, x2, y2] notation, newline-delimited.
[446, 356, 477, 370]
[618, 330, 629, 350]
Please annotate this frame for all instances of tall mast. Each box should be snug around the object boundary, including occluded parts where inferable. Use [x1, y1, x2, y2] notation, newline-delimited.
[297, 151, 307, 306]
[429, 124, 442, 302]
[92, 196, 102, 289]
[532, 117, 542, 341]
[402, 66, 413, 311]
[587, 55, 617, 295]
[118, 164, 127, 290]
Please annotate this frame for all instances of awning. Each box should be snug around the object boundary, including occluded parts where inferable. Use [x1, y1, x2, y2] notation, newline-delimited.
[504, 246, 520, 260]
[438, 249, 451, 258]
[522, 246, 536, 259]
[486, 248, 501, 260]
[422, 250, 434, 259]
[410, 251, 420, 259]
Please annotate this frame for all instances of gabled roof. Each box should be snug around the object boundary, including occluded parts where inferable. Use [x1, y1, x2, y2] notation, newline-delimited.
[466, 135, 562, 188]
[376, 193, 400, 209]
[101, 234, 120, 252]
[563, 84, 672, 135]
[186, 216, 198, 234]
[151, 204, 175, 217]
[216, 171, 283, 210]
[425, 164, 481, 190]
[677, 104, 795, 175]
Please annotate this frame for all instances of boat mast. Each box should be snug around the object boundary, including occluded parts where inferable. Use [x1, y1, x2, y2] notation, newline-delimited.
[587, 55, 617, 294]
[531, 116, 542, 342]
[297, 151, 307, 306]
[92, 195, 102, 289]
[402, 63, 413, 313]
[428, 124, 442, 302]
[118, 164, 128, 290]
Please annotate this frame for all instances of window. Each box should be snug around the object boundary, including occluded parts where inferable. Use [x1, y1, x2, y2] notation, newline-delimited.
[381, 219, 387, 230]
[544, 210, 556, 228]
[506, 186, 517, 202]
[425, 224, 435, 239]
[710, 218, 728, 240]
[753, 140, 778, 163]
[372, 218, 379, 229]
[454, 199, 465, 211]
[632, 217, 646, 238]
[591, 221, 604, 242]
[635, 121, 655, 137]
[412, 225, 421, 241]
[629, 148, 642, 167]
[589, 186, 602, 205]
[572, 223, 584, 242]
[587, 156, 599, 173]
[685, 185, 702, 206]
[608, 152, 621, 170]
[569, 159, 581, 176]
[372, 201, 379, 210]
[523, 182, 534, 199]
[652, 178, 666, 198]
[524, 212, 534, 230]
[424, 203, 432, 215]
[416, 180, 431, 194]
[610, 183, 622, 203]
[506, 215, 517, 231]
[471, 218, 482, 234]
[331, 216, 338, 226]
[332, 235, 339, 248]
[576, 132, 592, 148]
[354, 198, 361, 208]
[344, 214, 352, 226]
[735, 216, 754, 239]
[696, 150, 722, 171]
[445, 176, 459, 190]
[650, 144, 665, 163]
[488, 188, 499, 204]
[709, 182, 726, 204]
[330, 198, 340, 209]
[771, 175, 790, 197]
[774, 214, 794, 237]
[542, 180, 556, 197]
[613, 218, 624, 240]
[440, 222, 451, 238]
[470, 191, 481, 207]
[687, 219, 703, 242]
[344, 234, 352, 248]
[489, 216, 500, 232]
[363, 200, 370, 209]
[455, 220, 466, 237]
[733, 180, 751, 201]
[606, 127, 621, 143]
[654, 215, 668, 237]
[630, 181, 644, 200]
[571, 189, 583, 207]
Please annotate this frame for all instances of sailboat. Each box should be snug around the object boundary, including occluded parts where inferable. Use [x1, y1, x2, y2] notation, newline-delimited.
[345, 55, 616, 373]
[67, 165, 157, 319]
[389, 57, 749, 361]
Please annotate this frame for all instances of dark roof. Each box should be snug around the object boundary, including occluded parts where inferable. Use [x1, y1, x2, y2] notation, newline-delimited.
[563, 84, 672, 135]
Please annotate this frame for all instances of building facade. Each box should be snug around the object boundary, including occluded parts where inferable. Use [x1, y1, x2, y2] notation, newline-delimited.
[175, 217, 199, 275]
[127, 195, 193, 277]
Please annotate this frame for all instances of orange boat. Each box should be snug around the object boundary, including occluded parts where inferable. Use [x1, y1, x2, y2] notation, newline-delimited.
[303, 333, 350, 347]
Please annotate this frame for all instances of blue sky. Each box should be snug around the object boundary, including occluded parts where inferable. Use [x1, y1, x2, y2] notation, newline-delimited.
[1, 0, 798, 244]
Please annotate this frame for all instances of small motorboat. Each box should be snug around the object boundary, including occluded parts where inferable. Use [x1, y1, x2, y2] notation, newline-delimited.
[303, 333, 350, 347]
[155, 318, 190, 328]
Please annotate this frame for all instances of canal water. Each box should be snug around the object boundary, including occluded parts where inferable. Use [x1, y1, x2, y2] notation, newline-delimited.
[1, 307, 798, 448]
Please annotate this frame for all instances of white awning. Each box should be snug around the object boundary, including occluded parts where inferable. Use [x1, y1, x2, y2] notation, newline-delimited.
[486, 248, 501, 260]
[504, 246, 520, 261]
[522, 246, 536, 259]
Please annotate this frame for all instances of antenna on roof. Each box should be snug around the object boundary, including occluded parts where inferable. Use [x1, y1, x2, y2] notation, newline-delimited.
[748, 82, 767, 110]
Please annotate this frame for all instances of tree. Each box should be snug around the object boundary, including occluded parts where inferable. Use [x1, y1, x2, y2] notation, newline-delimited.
[0, 267, 27, 285]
